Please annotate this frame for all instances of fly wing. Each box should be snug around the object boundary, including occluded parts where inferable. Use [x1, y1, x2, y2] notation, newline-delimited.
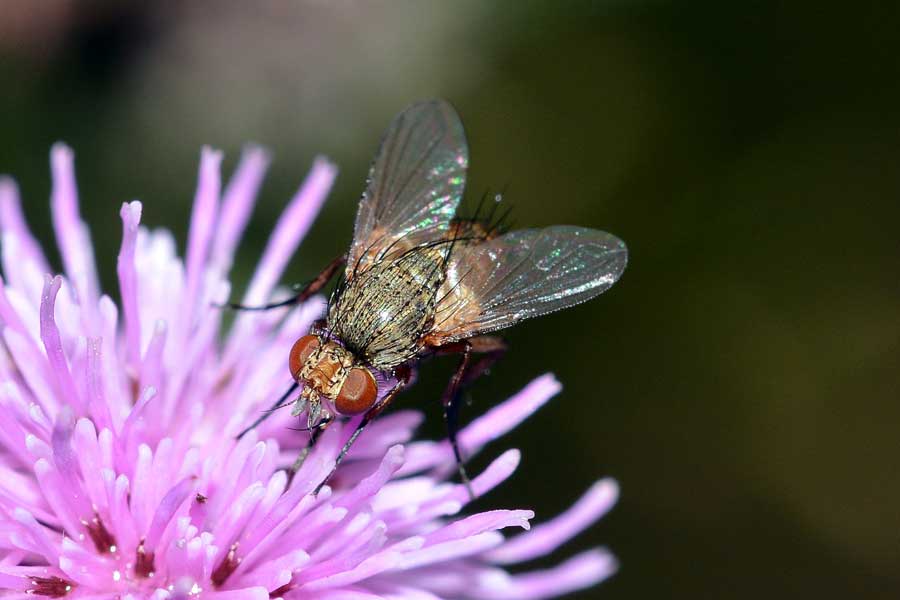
[429, 226, 627, 344]
[348, 100, 468, 276]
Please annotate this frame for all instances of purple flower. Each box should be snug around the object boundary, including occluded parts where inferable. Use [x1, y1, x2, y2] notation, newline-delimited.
[0, 144, 618, 599]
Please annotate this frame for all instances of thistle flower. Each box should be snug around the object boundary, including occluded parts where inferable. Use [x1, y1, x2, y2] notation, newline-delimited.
[0, 144, 618, 599]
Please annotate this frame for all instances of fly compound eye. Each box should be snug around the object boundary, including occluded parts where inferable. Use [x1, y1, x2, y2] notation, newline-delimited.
[335, 367, 378, 415]
[289, 335, 320, 380]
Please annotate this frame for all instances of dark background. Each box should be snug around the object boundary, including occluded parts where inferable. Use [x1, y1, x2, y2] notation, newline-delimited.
[3, 1, 900, 598]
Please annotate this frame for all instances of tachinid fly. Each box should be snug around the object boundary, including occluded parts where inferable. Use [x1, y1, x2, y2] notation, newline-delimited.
[231, 100, 628, 494]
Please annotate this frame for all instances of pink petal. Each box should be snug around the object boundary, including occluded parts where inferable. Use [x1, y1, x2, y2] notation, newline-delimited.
[239, 156, 336, 307]
[71, 419, 107, 514]
[423, 510, 533, 547]
[10, 508, 59, 563]
[3, 329, 55, 413]
[486, 478, 618, 564]
[200, 587, 270, 600]
[473, 548, 617, 600]
[50, 143, 100, 333]
[0, 176, 50, 277]
[335, 445, 405, 512]
[460, 374, 561, 455]
[117, 201, 143, 370]
[210, 145, 271, 273]
[84, 337, 114, 433]
[49, 408, 92, 518]
[32, 458, 82, 539]
[40, 275, 83, 414]
[397, 532, 505, 571]
[224, 157, 336, 364]
[300, 548, 404, 591]
[0, 275, 27, 335]
[138, 320, 167, 407]
[183, 147, 223, 331]
[144, 476, 197, 551]
[400, 374, 560, 474]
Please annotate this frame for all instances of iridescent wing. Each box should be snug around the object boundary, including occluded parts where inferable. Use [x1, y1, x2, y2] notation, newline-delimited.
[347, 100, 468, 276]
[428, 226, 627, 344]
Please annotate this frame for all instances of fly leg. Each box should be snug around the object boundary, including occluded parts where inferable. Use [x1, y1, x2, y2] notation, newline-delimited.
[234, 317, 329, 440]
[309, 366, 412, 495]
[286, 413, 334, 486]
[218, 255, 345, 311]
[235, 381, 300, 440]
[438, 336, 507, 498]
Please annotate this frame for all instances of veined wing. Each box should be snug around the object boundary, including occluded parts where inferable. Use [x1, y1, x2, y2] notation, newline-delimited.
[428, 226, 627, 344]
[348, 100, 468, 276]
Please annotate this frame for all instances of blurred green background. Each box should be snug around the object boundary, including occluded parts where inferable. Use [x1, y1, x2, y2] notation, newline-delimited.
[3, 1, 900, 598]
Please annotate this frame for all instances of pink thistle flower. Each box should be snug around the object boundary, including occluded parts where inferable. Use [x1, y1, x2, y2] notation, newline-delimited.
[0, 143, 618, 599]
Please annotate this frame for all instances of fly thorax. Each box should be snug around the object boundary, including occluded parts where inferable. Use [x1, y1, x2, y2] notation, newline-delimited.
[328, 247, 446, 370]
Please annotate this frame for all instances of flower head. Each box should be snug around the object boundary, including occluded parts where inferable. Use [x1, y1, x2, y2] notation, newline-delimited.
[0, 144, 617, 598]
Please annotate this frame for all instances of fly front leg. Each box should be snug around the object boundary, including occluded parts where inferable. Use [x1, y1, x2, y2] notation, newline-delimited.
[236, 381, 300, 440]
[219, 255, 346, 311]
[310, 366, 412, 495]
[286, 413, 334, 485]
[234, 318, 328, 440]
[438, 335, 507, 498]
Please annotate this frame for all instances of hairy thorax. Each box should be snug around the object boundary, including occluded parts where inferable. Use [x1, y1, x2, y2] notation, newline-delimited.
[327, 246, 446, 370]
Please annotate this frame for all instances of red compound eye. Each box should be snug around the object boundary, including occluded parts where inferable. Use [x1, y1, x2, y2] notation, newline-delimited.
[289, 335, 320, 380]
[335, 367, 378, 415]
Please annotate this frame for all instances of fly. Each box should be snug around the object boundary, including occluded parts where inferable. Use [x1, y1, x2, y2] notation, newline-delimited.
[229, 100, 628, 495]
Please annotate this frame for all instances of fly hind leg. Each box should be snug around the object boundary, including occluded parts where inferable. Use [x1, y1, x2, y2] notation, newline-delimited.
[437, 336, 507, 499]
[219, 254, 345, 311]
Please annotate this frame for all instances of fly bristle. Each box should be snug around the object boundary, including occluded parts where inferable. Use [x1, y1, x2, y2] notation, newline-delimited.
[450, 188, 513, 243]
